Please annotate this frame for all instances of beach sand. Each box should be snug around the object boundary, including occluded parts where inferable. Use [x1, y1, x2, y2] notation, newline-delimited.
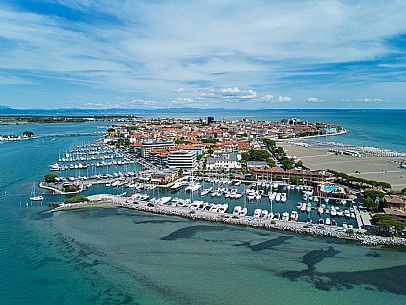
[280, 143, 406, 190]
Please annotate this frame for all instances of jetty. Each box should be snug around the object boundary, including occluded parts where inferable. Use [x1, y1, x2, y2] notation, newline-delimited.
[50, 194, 406, 247]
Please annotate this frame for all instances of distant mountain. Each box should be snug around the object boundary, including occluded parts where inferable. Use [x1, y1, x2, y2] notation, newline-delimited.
[0, 105, 252, 116]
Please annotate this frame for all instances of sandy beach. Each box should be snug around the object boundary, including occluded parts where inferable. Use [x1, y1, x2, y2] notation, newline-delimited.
[280, 143, 406, 190]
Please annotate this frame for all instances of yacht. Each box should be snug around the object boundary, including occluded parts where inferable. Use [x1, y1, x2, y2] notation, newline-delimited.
[30, 183, 43, 201]
[157, 196, 172, 205]
[261, 210, 269, 218]
[170, 181, 183, 191]
[239, 207, 248, 216]
[281, 193, 287, 203]
[325, 218, 331, 225]
[290, 211, 299, 221]
[301, 202, 307, 213]
[200, 187, 212, 196]
[233, 206, 242, 216]
[344, 209, 351, 218]
[275, 193, 281, 202]
[253, 209, 262, 218]
[282, 212, 290, 221]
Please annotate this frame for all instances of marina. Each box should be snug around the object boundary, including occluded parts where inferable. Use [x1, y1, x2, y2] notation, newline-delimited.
[50, 194, 405, 247]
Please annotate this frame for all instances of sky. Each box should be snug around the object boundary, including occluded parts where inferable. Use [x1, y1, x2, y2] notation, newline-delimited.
[0, 0, 405, 109]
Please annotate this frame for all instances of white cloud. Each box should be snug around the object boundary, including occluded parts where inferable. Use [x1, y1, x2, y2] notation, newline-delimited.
[220, 87, 240, 94]
[278, 96, 292, 102]
[261, 94, 274, 101]
[175, 88, 184, 93]
[306, 97, 318, 102]
[239, 89, 257, 99]
[176, 97, 193, 102]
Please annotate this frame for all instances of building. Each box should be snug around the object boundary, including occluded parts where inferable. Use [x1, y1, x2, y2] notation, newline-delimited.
[251, 167, 333, 183]
[167, 150, 197, 170]
[140, 140, 175, 158]
[205, 153, 241, 171]
[207, 116, 215, 125]
[150, 169, 178, 184]
[383, 195, 406, 221]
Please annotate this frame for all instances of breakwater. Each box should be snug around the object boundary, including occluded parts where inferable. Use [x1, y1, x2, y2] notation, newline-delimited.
[51, 195, 406, 247]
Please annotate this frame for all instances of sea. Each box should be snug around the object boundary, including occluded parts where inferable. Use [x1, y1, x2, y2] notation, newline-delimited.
[0, 109, 405, 305]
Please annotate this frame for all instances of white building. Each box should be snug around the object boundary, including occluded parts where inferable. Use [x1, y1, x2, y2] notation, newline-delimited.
[205, 153, 241, 171]
[140, 140, 175, 158]
[167, 150, 197, 170]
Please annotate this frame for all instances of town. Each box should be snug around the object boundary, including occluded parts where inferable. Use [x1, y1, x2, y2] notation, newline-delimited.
[41, 117, 405, 246]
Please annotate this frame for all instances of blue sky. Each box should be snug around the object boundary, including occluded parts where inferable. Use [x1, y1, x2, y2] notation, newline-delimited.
[0, 0, 405, 109]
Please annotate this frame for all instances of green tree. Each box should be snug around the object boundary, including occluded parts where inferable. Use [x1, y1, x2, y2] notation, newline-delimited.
[178, 168, 184, 177]
[364, 197, 379, 211]
[373, 214, 404, 236]
[65, 195, 89, 203]
[290, 176, 302, 185]
[23, 131, 34, 137]
[44, 173, 58, 183]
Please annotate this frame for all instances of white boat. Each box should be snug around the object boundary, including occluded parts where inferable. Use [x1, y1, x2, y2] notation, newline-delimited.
[290, 211, 299, 221]
[301, 203, 307, 212]
[281, 193, 287, 203]
[269, 192, 277, 201]
[325, 218, 331, 225]
[49, 163, 62, 171]
[330, 207, 337, 216]
[317, 206, 324, 215]
[344, 209, 351, 218]
[282, 212, 290, 221]
[29, 183, 43, 201]
[261, 210, 268, 218]
[255, 192, 262, 201]
[233, 206, 242, 216]
[239, 207, 248, 216]
[200, 187, 212, 196]
[253, 209, 262, 218]
[275, 193, 281, 202]
[185, 183, 202, 192]
[157, 196, 172, 205]
[170, 182, 183, 191]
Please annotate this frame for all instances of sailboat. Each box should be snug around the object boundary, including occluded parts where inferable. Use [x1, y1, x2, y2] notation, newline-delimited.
[30, 183, 44, 201]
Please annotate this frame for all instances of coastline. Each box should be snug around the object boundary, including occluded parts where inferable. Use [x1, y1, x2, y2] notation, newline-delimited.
[50, 195, 406, 247]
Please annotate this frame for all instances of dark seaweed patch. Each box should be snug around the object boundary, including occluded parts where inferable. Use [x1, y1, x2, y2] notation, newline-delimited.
[280, 246, 406, 295]
[233, 236, 293, 251]
[160, 225, 226, 240]
[134, 219, 183, 224]
[248, 236, 293, 251]
[366, 251, 380, 257]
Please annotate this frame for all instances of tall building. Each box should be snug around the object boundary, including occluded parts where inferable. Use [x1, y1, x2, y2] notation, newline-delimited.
[140, 140, 175, 158]
[207, 116, 214, 125]
[167, 150, 197, 170]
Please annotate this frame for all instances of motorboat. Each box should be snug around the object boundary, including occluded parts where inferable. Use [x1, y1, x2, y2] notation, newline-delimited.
[253, 209, 262, 218]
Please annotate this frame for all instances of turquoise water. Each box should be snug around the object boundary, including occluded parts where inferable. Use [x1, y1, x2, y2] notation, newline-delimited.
[0, 116, 406, 305]
[325, 185, 337, 192]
